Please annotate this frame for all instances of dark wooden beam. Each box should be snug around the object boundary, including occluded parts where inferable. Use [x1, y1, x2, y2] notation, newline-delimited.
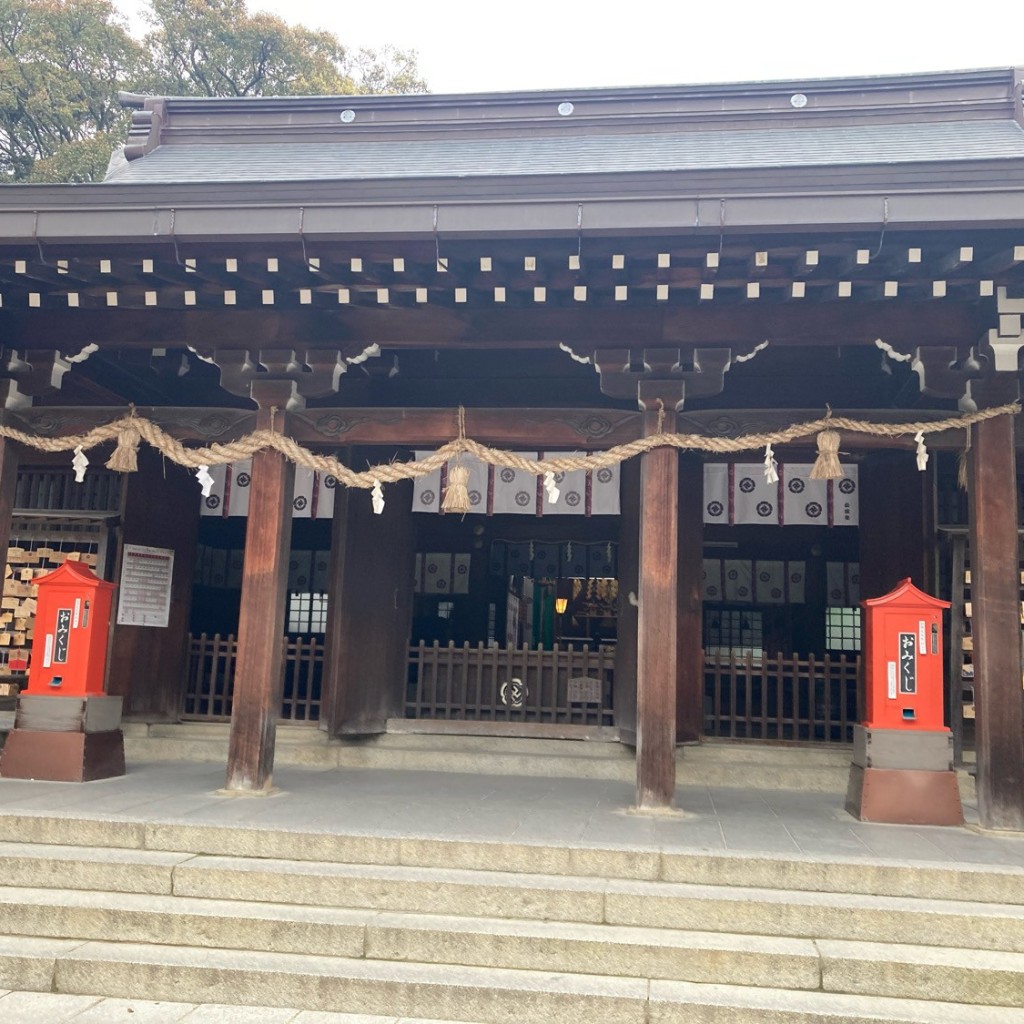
[635, 386, 680, 809]
[0, 299, 990, 352]
[967, 382, 1024, 830]
[224, 382, 297, 793]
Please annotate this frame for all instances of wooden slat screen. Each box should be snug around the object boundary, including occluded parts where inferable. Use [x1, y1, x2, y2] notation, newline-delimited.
[184, 633, 322, 723]
[406, 641, 615, 726]
[704, 651, 859, 743]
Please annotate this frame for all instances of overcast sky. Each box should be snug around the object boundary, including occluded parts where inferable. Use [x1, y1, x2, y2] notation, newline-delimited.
[114, 0, 1022, 95]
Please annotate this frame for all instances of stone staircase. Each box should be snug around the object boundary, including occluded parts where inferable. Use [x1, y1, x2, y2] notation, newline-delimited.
[0, 812, 1021, 1022]
[121, 721, 976, 799]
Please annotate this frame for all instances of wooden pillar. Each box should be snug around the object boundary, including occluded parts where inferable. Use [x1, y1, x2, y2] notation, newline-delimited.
[967, 403, 1024, 830]
[0, 435, 20, 581]
[325, 448, 415, 735]
[320, 475, 350, 735]
[859, 452, 934, 599]
[613, 458, 640, 744]
[636, 392, 680, 809]
[106, 449, 198, 717]
[676, 453, 704, 743]
[224, 387, 296, 793]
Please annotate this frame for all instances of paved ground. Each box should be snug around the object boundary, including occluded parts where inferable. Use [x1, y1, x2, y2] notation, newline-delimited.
[1, 759, 1023, 868]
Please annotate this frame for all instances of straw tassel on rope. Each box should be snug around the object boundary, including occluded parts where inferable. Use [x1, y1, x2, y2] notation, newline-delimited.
[810, 429, 843, 480]
[441, 462, 472, 514]
[105, 415, 141, 473]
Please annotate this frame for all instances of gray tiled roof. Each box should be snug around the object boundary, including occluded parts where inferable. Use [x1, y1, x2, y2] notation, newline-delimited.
[105, 120, 1024, 184]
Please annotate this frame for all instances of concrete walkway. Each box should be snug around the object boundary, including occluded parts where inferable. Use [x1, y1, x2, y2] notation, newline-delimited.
[0, 759, 1022, 869]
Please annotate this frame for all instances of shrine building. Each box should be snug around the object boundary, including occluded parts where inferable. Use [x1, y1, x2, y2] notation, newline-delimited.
[0, 66, 1022, 829]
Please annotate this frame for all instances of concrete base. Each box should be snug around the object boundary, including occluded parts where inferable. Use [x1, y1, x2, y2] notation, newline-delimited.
[846, 764, 964, 826]
[0, 729, 125, 782]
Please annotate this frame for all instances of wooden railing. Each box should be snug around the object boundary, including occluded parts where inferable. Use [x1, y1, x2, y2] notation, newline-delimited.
[704, 651, 860, 744]
[183, 633, 322, 723]
[406, 641, 615, 726]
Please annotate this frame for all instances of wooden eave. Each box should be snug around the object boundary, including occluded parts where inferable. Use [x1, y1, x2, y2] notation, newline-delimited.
[5, 162, 1024, 246]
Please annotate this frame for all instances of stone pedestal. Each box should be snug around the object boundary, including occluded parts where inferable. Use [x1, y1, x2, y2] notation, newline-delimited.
[0, 694, 125, 782]
[846, 725, 963, 825]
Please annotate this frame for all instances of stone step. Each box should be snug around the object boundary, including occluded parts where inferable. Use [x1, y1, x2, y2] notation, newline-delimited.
[4, 878, 1024, 972]
[0, 990, 483, 1024]
[0, 841, 188, 895]
[121, 734, 858, 790]
[3, 937, 1024, 1023]
[4, 841, 1022, 953]
[0, 886, 820, 989]
[2, 816, 1021, 904]
[118, 725, 977, 797]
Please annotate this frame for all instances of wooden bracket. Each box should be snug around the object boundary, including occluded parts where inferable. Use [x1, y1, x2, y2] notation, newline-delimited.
[0, 348, 70, 410]
[212, 347, 360, 407]
[983, 287, 1024, 373]
[594, 346, 732, 410]
[912, 346, 986, 400]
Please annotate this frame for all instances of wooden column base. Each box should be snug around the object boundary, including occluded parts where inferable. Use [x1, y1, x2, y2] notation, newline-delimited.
[0, 729, 125, 782]
[846, 765, 964, 826]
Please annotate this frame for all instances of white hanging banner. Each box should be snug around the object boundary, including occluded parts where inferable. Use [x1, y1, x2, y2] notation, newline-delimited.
[458, 456, 489, 515]
[778, 465, 830, 527]
[732, 463, 780, 525]
[832, 467, 859, 527]
[754, 560, 787, 604]
[423, 553, 453, 594]
[589, 464, 621, 515]
[311, 551, 330, 591]
[314, 473, 337, 520]
[543, 455, 586, 516]
[198, 460, 335, 519]
[702, 558, 724, 601]
[292, 466, 315, 519]
[723, 559, 753, 602]
[199, 464, 228, 517]
[703, 464, 729, 524]
[287, 550, 313, 590]
[492, 454, 538, 515]
[412, 453, 443, 513]
[452, 553, 472, 594]
[827, 561, 861, 606]
[226, 459, 251, 518]
[788, 561, 807, 604]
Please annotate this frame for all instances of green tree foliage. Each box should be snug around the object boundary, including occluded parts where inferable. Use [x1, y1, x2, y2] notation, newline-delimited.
[0, 0, 146, 180]
[144, 0, 425, 96]
[3, 0, 427, 181]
